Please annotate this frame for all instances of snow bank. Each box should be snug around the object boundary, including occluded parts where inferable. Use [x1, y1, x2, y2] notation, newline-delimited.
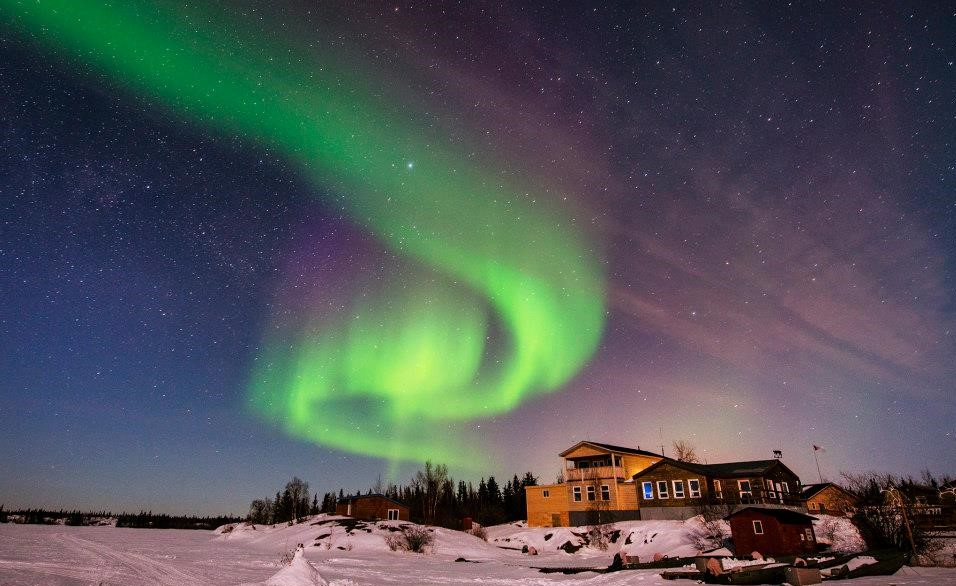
[812, 514, 865, 554]
[261, 547, 326, 586]
[486, 515, 727, 561]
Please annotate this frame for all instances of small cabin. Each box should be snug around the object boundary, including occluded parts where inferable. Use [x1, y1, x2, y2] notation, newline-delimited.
[726, 506, 818, 557]
[335, 494, 409, 522]
[801, 482, 857, 516]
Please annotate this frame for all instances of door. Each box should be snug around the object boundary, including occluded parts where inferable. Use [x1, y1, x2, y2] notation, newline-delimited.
[551, 514, 561, 527]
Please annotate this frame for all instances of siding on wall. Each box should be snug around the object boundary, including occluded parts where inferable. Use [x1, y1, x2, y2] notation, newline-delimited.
[636, 462, 710, 508]
[806, 486, 856, 515]
[335, 496, 409, 521]
[526, 484, 570, 527]
[728, 509, 816, 557]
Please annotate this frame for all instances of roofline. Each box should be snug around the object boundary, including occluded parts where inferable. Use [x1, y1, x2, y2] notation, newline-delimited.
[337, 493, 408, 508]
[725, 505, 818, 521]
[631, 458, 801, 481]
[801, 482, 856, 500]
[558, 440, 663, 458]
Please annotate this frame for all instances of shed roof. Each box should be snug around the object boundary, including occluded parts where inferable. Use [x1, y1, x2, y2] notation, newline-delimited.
[725, 506, 818, 523]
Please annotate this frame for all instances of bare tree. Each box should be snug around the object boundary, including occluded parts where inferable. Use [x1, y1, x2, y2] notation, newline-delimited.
[285, 477, 309, 521]
[690, 500, 733, 551]
[584, 477, 614, 550]
[672, 439, 700, 463]
[840, 471, 939, 559]
[414, 461, 449, 525]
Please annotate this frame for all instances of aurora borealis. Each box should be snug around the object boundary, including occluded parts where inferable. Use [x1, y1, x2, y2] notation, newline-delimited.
[2, 0, 604, 465]
[1, 2, 954, 514]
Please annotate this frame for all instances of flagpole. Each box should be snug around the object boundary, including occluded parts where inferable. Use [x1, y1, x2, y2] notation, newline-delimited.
[811, 444, 823, 483]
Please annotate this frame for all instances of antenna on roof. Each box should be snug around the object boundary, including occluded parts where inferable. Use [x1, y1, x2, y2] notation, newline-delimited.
[659, 426, 665, 457]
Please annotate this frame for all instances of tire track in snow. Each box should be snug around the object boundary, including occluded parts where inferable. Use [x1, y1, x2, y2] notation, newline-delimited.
[58, 533, 207, 586]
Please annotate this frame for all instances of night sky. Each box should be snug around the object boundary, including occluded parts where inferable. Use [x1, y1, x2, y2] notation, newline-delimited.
[1, 2, 954, 516]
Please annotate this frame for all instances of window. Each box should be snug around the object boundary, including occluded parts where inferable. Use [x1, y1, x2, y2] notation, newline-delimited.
[804, 528, 814, 542]
[739, 480, 753, 500]
[387, 509, 399, 521]
[713, 480, 723, 499]
[688, 479, 701, 498]
[614, 456, 622, 466]
[587, 486, 596, 501]
[642, 482, 654, 500]
[601, 485, 610, 501]
[657, 480, 669, 499]
[780, 482, 789, 494]
[573, 486, 582, 502]
[766, 479, 776, 499]
[542, 489, 550, 498]
[673, 480, 686, 498]
[752, 520, 764, 534]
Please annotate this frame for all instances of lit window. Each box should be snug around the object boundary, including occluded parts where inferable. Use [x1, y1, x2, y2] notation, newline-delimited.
[713, 480, 723, 499]
[781, 482, 789, 494]
[642, 482, 654, 499]
[587, 486, 596, 501]
[657, 481, 669, 499]
[542, 489, 550, 498]
[752, 520, 763, 534]
[573, 486, 582, 502]
[673, 480, 686, 498]
[766, 479, 776, 499]
[688, 479, 701, 498]
[601, 485, 610, 501]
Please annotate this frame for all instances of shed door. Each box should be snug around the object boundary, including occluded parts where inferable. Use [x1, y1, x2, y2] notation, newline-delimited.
[551, 514, 561, 527]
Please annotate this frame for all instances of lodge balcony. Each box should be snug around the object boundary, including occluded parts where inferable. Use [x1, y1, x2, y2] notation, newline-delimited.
[708, 491, 806, 508]
[564, 465, 626, 482]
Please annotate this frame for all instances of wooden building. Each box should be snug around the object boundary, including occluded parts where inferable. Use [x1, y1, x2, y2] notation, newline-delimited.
[726, 506, 818, 557]
[525, 441, 663, 527]
[335, 494, 409, 522]
[632, 458, 805, 520]
[801, 483, 857, 516]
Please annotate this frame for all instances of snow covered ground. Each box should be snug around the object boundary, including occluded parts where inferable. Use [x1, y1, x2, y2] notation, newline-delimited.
[1, 514, 955, 585]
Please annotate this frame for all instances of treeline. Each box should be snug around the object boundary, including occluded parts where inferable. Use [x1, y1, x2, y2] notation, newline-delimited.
[0, 507, 113, 526]
[0, 505, 239, 530]
[249, 462, 539, 529]
[116, 511, 241, 530]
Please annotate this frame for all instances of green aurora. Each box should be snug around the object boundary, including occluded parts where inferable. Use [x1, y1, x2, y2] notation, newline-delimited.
[3, 1, 606, 465]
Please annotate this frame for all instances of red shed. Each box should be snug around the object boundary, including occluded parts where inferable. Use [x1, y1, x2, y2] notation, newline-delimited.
[726, 506, 818, 557]
[335, 494, 410, 521]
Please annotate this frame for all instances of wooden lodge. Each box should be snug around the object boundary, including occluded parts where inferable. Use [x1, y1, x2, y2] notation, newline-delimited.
[632, 458, 805, 520]
[335, 494, 409, 522]
[525, 441, 663, 527]
[726, 506, 818, 557]
[526, 440, 810, 527]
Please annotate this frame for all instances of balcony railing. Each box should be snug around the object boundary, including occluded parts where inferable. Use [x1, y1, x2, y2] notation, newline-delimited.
[565, 466, 624, 481]
[709, 491, 805, 508]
